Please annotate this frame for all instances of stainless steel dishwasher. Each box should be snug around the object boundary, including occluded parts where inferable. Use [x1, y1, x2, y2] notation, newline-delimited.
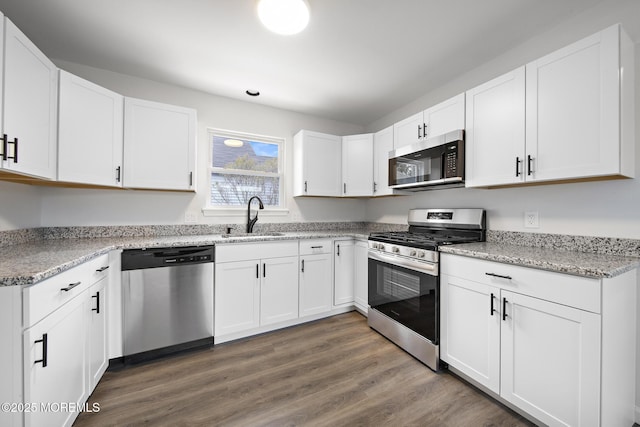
[121, 245, 214, 363]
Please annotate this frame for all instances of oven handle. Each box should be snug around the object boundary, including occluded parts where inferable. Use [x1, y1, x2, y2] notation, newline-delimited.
[368, 251, 438, 276]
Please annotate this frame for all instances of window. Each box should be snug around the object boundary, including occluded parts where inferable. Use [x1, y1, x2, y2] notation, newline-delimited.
[207, 129, 284, 210]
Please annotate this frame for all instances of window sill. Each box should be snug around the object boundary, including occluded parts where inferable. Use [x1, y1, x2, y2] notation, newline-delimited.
[202, 207, 290, 217]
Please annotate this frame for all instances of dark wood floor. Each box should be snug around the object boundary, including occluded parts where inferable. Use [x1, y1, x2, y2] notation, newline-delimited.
[74, 312, 535, 426]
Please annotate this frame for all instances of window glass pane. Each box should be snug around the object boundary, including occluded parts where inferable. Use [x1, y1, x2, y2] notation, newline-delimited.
[210, 173, 280, 206]
[212, 136, 279, 173]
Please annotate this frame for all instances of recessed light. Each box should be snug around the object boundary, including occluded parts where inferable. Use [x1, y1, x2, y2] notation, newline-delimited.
[246, 89, 260, 97]
[257, 0, 310, 36]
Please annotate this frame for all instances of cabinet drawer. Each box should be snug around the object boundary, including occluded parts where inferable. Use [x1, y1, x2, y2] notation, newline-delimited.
[216, 241, 298, 263]
[23, 254, 109, 327]
[299, 239, 332, 255]
[441, 254, 600, 313]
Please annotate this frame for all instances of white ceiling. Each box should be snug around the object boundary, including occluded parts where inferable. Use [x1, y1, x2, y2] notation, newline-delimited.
[0, 0, 613, 125]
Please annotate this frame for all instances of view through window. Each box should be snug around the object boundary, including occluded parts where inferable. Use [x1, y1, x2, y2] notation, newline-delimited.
[209, 130, 284, 208]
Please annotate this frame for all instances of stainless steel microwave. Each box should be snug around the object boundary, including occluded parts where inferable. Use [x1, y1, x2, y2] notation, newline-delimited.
[388, 130, 464, 191]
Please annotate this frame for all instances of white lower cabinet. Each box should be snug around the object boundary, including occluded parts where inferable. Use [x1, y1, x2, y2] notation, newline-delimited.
[334, 239, 355, 306]
[215, 242, 299, 338]
[440, 253, 636, 427]
[299, 240, 333, 317]
[21, 254, 110, 427]
[23, 292, 87, 427]
[353, 239, 368, 314]
[87, 277, 108, 392]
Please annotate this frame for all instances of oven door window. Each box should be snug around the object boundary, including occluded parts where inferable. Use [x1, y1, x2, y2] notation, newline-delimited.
[368, 257, 438, 344]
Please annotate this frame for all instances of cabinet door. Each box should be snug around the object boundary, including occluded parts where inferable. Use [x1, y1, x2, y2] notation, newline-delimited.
[2, 19, 58, 180]
[342, 133, 373, 196]
[23, 294, 87, 427]
[293, 130, 342, 196]
[393, 111, 423, 149]
[423, 93, 465, 139]
[525, 25, 622, 182]
[353, 240, 369, 313]
[299, 253, 333, 317]
[465, 67, 525, 187]
[372, 125, 394, 196]
[123, 97, 196, 191]
[260, 256, 299, 326]
[440, 274, 500, 394]
[334, 240, 355, 305]
[87, 277, 108, 392]
[58, 70, 124, 187]
[214, 260, 260, 336]
[501, 291, 601, 427]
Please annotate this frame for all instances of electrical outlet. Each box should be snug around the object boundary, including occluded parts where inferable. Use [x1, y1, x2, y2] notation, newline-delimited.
[184, 211, 198, 223]
[524, 211, 539, 228]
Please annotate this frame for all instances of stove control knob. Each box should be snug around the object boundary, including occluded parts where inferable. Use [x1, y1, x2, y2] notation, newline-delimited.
[418, 251, 425, 258]
[392, 247, 400, 253]
[410, 250, 417, 257]
[379, 244, 385, 251]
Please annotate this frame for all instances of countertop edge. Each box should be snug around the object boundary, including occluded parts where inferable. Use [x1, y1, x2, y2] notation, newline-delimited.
[439, 245, 640, 279]
[0, 232, 369, 287]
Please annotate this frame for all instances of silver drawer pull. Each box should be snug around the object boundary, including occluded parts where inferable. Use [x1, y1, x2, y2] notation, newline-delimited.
[60, 281, 81, 292]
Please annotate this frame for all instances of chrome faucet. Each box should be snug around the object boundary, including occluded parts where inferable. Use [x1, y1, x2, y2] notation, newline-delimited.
[246, 196, 264, 233]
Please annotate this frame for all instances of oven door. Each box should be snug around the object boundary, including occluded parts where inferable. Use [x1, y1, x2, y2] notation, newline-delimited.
[368, 250, 439, 344]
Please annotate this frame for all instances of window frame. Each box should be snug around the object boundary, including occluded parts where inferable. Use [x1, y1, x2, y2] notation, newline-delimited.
[203, 128, 288, 217]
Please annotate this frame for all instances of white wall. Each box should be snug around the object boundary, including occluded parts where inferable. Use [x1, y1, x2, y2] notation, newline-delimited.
[0, 182, 42, 230]
[365, 0, 640, 240]
[40, 61, 367, 227]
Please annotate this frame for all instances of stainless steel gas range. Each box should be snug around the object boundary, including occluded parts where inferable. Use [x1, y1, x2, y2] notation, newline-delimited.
[367, 208, 486, 371]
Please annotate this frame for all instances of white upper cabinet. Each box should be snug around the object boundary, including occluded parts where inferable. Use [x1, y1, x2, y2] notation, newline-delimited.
[525, 24, 634, 182]
[123, 97, 196, 191]
[465, 67, 526, 187]
[392, 111, 423, 149]
[423, 93, 465, 140]
[1, 18, 58, 180]
[467, 24, 634, 187]
[58, 70, 124, 187]
[373, 125, 395, 196]
[293, 130, 342, 197]
[342, 133, 373, 197]
[393, 93, 465, 149]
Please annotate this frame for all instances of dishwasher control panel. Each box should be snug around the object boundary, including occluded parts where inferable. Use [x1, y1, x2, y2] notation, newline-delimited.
[121, 246, 215, 271]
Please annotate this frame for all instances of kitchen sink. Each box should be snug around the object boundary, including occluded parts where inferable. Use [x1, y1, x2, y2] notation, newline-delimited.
[220, 232, 285, 238]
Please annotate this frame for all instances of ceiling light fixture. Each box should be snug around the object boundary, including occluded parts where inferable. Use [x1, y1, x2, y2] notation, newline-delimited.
[223, 139, 244, 148]
[257, 0, 310, 36]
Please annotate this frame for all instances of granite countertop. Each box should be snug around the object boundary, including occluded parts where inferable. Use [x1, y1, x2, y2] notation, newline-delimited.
[0, 230, 370, 287]
[439, 242, 640, 279]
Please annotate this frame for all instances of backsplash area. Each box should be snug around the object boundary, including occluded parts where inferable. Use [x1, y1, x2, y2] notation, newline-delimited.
[1, 224, 639, 258]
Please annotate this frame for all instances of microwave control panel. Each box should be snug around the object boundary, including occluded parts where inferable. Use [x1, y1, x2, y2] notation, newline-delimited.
[444, 147, 458, 178]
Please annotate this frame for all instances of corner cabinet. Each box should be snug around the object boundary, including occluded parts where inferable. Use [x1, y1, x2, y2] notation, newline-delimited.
[372, 125, 395, 196]
[393, 93, 465, 149]
[0, 17, 58, 180]
[293, 130, 342, 197]
[440, 253, 636, 427]
[342, 133, 373, 197]
[466, 24, 634, 187]
[58, 70, 124, 187]
[123, 97, 197, 191]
